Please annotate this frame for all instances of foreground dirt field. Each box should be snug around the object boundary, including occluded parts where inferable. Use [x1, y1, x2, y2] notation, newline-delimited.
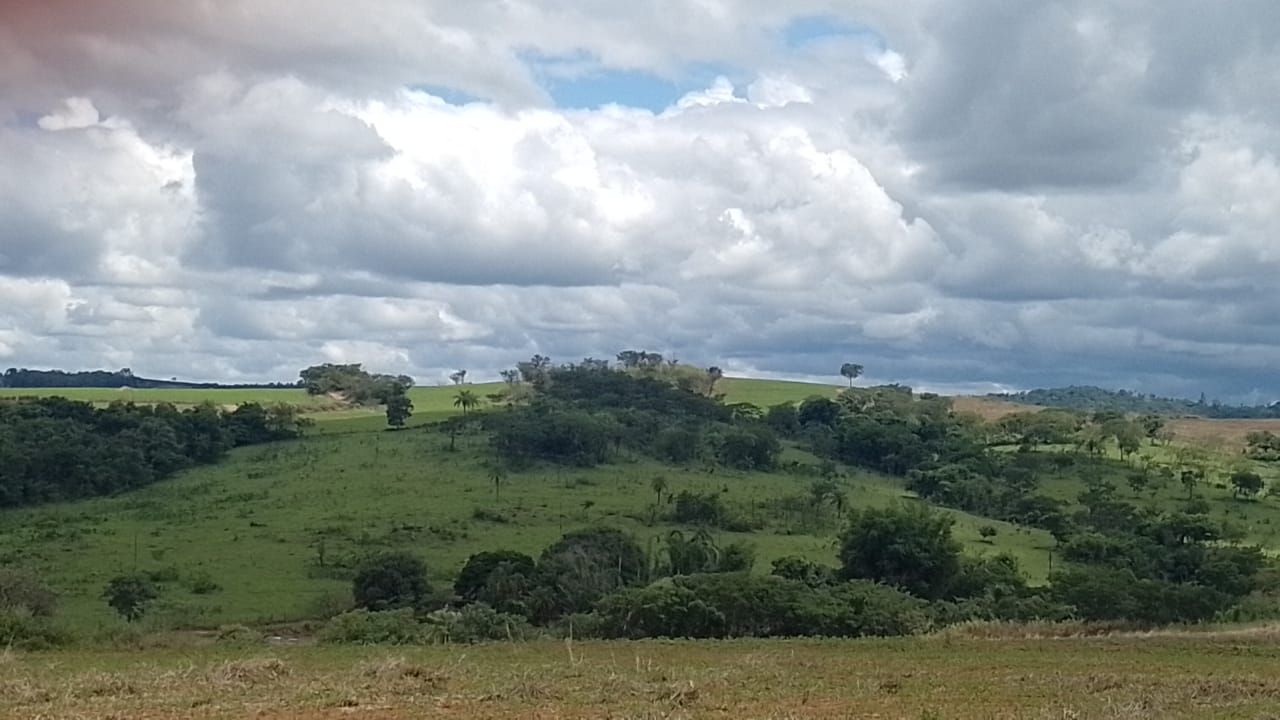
[4, 632, 1280, 719]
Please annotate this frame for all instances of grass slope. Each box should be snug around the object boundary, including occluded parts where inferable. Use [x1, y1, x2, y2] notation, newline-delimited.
[0, 426, 1050, 631]
[5, 377, 1279, 630]
[7, 632, 1280, 718]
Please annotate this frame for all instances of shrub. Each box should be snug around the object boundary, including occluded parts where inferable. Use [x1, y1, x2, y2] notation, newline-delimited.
[318, 608, 424, 645]
[186, 571, 221, 595]
[590, 573, 930, 639]
[771, 556, 837, 588]
[216, 624, 264, 646]
[0, 608, 70, 650]
[838, 504, 962, 600]
[671, 491, 726, 526]
[423, 604, 535, 643]
[714, 426, 780, 470]
[103, 574, 159, 622]
[306, 588, 355, 620]
[653, 427, 702, 464]
[596, 584, 728, 639]
[534, 528, 648, 620]
[352, 551, 431, 611]
[0, 568, 57, 617]
[454, 551, 537, 616]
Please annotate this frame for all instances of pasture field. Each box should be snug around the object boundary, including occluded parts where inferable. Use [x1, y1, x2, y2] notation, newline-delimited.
[4, 377, 1280, 631]
[4, 631, 1280, 718]
[0, 377, 832, 414]
[0, 420, 1054, 632]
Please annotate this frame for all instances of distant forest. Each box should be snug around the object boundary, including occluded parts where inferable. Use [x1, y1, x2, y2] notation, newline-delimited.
[1, 368, 297, 390]
[992, 386, 1280, 419]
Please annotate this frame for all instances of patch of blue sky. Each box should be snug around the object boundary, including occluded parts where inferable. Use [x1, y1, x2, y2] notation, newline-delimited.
[408, 84, 488, 106]
[784, 15, 886, 51]
[523, 51, 743, 112]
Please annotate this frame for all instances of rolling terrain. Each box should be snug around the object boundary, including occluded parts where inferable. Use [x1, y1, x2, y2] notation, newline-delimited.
[2, 377, 1278, 632]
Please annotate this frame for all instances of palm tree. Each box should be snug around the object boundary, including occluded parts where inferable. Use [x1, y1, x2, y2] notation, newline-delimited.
[650, 475, 669, 523]
[490, 463, 507, 503]
[454, 389, 480, 416]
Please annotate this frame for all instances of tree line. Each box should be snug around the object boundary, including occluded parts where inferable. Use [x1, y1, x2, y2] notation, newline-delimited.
[0, 397, 308, 507]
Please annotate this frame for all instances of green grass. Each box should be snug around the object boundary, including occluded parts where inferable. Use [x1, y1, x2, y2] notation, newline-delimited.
[717, 376, 841, 406]
[7, 632, 1280, 718]
[0, 424, 1052, 632]
[6, 377, 1276, 632]
[998, 442, 1280, 554]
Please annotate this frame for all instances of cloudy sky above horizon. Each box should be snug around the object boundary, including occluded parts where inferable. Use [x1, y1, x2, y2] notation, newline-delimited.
[1, 1, 1278, 401]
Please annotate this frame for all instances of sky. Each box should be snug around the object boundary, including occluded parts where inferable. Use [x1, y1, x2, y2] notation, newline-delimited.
[0, 1, 1278, 401]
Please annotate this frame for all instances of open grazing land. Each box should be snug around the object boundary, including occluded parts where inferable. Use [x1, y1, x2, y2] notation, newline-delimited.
[5, 632, 1280, 719]
[2, 363, 1280, 719]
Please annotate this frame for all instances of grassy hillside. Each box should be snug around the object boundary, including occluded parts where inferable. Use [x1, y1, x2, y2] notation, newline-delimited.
[4, 376, 1278, 632]
[0, 416, 1053, 631]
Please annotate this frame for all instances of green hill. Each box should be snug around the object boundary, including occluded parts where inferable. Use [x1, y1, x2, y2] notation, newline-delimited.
[4, 376, 1277, 633]
[0, 378, 1051, 631]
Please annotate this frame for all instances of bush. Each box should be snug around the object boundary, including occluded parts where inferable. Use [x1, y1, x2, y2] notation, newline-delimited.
[653, 427, 702, 463]
[318, 608, 425, 645]
[1050, 567, 1234, 625]
[838, 504, 962, 600]
[186, 571, 221, 595]
[0, 567, 57, 617]
[671, 491, 726, 526]
[0, 608, 70, 650]
[103, 574, 159, 622]
[534, 528, 648, 620]
[454, 551, 537, 616]
[655, 573, 928, 638]
[771, 556, 836, 588]
[216, 624, 264, 646]
[714, 426, 780, 470]
[596, 584, 728, 639]
[352, 551, 431, 611]
[423, 604, 535, 643]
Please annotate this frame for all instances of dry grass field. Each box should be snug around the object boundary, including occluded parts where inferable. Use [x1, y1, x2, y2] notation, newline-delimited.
[951, 396, 1041, 420]
[4, 630, 1280, 719]
[1166, 417, 1280, 452]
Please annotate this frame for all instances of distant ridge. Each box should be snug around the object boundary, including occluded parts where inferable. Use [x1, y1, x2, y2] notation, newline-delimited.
[990, 385, 1280, 419]
[1, 367, 297, 390]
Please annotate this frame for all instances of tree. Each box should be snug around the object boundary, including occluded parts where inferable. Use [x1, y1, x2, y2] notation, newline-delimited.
[352, 551, 431, 611]
[1230, 470, 1265, 499]
[449, 369, 467, 385]
[454, 551, 537, 615]
[1115, 423, 1142, 461]
[103, 574, 158, 622]
[453, 389, 480, 416]
[839, 363, 864, 388]
[535, 528, 648, 619]
[1180, 468, 1200, 500]
[489, 463, 508, 503]
[838, 504, 962, 600]
[1126, 470, 1150, 497]
[705, 366, 724, 396]
[650, 475, 669, 523]
[385, 391, 413, 429]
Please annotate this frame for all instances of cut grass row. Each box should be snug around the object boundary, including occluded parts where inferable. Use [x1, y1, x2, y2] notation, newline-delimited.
[5, 631, 1280, 718]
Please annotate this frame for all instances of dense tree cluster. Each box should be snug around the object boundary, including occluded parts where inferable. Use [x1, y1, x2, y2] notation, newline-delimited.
[484, 361, 780, 471]
[1, 367, 294, 390]
[299, 363, 413, 406]
[993, 385, 1280, 419]
[0, 397, 306, 507]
